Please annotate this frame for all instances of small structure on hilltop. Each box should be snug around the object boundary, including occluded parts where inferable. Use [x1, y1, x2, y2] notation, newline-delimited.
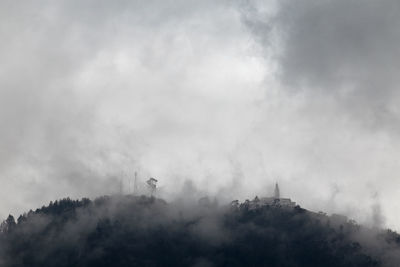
[146, 177, 158, 197]
[249, 183, 296, 209]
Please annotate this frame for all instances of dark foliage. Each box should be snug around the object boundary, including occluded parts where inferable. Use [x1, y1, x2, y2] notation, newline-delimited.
[0, 195, 398, 267]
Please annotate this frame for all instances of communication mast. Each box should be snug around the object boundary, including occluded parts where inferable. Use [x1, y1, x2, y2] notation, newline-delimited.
[274, 183, 280, 199]
[133, 171, 138, 195]
[128, 174, 131, 194]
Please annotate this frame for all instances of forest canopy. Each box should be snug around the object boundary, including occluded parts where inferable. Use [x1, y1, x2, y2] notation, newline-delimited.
[0, 195, 399, 267]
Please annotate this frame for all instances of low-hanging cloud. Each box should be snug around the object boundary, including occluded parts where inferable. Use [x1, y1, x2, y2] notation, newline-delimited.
[1, 0, 400, 231]
[243, 0, 400, 130]
[241, 0, 400, 229]
[0, 0, 265, 220]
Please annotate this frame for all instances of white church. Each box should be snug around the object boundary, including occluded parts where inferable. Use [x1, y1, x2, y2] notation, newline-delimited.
[247, 183, 296, 209]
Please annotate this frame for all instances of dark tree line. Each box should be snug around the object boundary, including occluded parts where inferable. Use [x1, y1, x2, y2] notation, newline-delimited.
[0, 195, 399, 267]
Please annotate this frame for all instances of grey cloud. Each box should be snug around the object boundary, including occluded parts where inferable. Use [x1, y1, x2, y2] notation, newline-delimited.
[238, 0, 400, 229]
[0, 0, 259, 220]
[2, 0, 400, 233]
[243, 0, 400, 130]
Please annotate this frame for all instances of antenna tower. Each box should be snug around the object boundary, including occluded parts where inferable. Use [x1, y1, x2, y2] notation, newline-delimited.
[134, 172, 138, 195]
[274, 183, 280, 199]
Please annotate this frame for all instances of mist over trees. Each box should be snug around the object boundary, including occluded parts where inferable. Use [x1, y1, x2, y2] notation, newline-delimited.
[0, 195, 400, 267]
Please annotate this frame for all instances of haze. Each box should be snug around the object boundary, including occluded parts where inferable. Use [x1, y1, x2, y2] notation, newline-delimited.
[1, 0, 400, 230]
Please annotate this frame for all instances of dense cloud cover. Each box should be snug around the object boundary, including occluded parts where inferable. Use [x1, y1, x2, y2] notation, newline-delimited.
[1, 0, 400, 231]
[0, 0, 263, 218]
[241, 0, 400, 229]
[244, 0, 400, 125]
[2, 196, 400, 267]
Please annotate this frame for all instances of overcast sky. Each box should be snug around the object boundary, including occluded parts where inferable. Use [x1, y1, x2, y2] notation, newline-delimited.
[1, 0, 400, 230]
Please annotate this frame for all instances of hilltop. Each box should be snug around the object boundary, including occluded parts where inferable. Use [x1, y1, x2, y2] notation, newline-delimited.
[0, 195, 400, 267]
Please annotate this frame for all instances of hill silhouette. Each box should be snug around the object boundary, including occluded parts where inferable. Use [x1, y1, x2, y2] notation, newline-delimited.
[1, 195, 400, 267]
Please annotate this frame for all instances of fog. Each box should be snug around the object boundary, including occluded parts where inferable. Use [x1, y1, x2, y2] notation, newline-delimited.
[1, 0, 400, 230]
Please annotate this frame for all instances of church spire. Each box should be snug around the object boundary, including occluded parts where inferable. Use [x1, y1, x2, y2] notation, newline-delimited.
[274, 183, 280, 199]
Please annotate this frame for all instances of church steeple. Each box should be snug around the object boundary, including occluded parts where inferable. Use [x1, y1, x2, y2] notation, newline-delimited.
[274, 183, 280, 199]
